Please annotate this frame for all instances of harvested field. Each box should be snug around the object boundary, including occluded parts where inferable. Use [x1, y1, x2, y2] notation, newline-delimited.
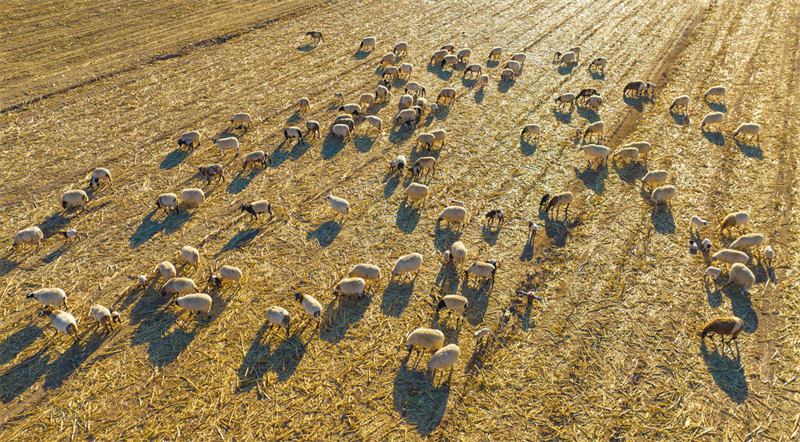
[1, 0, 800, 439]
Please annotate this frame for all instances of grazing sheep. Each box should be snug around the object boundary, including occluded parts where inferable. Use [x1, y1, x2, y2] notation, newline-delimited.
[399, 63, 413, 79]
[450, 200, 466, 207]
[404, 183, 429, 206]
[585, 95, 604, 110]
[339, 103, 362, 116]
[411, 156, 436, 178]
[706, 266, 722, 282]
[161, 277, 200, 297]
[702, 238, 712, 252]
[91, 305, 121, 332]
[392, 253, 423, 279]
[701, 317, 744, 346]
[359, 93, 376, 109]
[440, 44, 456, 53]
[728, 263, 755, 292]
[297, 97, 311, 114]
[733, 123, 760, 143]
[528, 221, 540, 240]
[376, 84, 392, 101]
[173, 293, 213, 317]
[62, 189, 88, 210]
[379, 52, 396, 66]
[503, 60, 521, 73]
[474, 327, 492, 343]
[613, 147, 639, 164]
[465, 260, 497, 285]
[331, 123, 352, 139]
[557, 51, 576, 66]
[27, 288, 68, 308]
[437, 206, 468, 228]
[670, 95, 689, 115]
[181, 246, 200, 268]
[295, 292, 322, 326]
[39, 306, 80, 343]
[430, 49, 448, 64]
[463, 63, 482, 78]
[712, 249, 750, 267]
[199, 163, 224, 184]
[305, 31, 323, 44]
[700, 112, 724, 132]
[213, 137, 240, 157]
[230, 113, 252, 131]
[436, 294, 468, 322]
[267, 306, 291, 336]
[764, 245, 774, 265]
[359, 36, 376, 51]
[569, 46, 581, 56]
[444, 241, 467, 266]
[441, 54, 459, 69]
[348, 263, 381, 285]
[645, 82, 656, 97]
[581, 144, 611, 169]
[180, 188, 205, 208]
[546, 191, 574, 217]
[284, 126, 304, 143]
[405, 82, 426, 97]
[382, 66, 399, 80]
[485, 209, 504, 225]
[398, 94, 414, 110]
[500, 68, 515, 82]
[429, 103, 439, 113]
[333, 115, 355, 130]
[241, 200, 273, 220]
[703, 85, 726, 103]
[624, 141, 651, 158]
[157, 261, 177, 281]
[324, 195, 350, 220]
[488, 47, 503, 60]
[393, 42, 408, 56]
[406, 328, 445, 354]
[415, 133, 435, 150]
[432, 129, 446, 147]
[334, 277, 367, 298]
[12, 226, 43, 249]
[511, 52, 526, 64]
[521, 124, 541, 138]
[437, 88, 457, 105]
[428, 344, 460, 380]
[580, 120, 604, 142]
[474, 74, 489, 89]
[651, 185, 677, 207]
[88, 167, 112, 188]
[208, 265, 243, 287]
[730, 233, 765, 252]
[457, 48, 472, 63]
[177, 131, 201, 149]
[364, 115, 383, 134]
[623, 81, 647, 97]
[720, 212, 750, 234]
[156, 193, 179, 214]
[139, 275, 147, 288]
[588, 57, 607, 72]
[242, 151, 270, 171]
[689, 216, 709, 232]
[395, 108, 420, 126]
[389, 154, 407, 174]
[555, 93, 576, 108]
[641, 170, 669, 188]
[575, 88, 599, 102]
[416, 97, 429, 113]
[689, 240, 698, 254]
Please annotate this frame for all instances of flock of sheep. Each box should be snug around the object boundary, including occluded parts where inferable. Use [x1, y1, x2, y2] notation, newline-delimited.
[11, 30, 769, 382]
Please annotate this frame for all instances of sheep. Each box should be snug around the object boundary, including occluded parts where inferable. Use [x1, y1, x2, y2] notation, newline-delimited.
[305, 31, 323, 44]
[539, 194, 550, 209]
[613, 147, 639, 165]
[705, 266, 722, 282]
[382, 66, 399, 80]
[730, 233, 765, 252]
[764, 245, 774, 265]
[181, 245, 200, 268]
[411, 156, 436, 179]
[338, 103, 362, 116]
[90, 304, 121, 332]
[552, 51, 563, 63]
[242, 151, 270, 171]
[580, 144, 611, 169]
[324, 195, 350, 220]
[441, 54, 459, 69]
[500, 68, 515, 82]
[180, 188, 205, 208]
[733, 123, 760, 143]
[59, 229, 82, 242]
[405, 82, 426, 97]
[173, 293, 213, 317]
[230, 113, 252, 131]
[511, 52, 526, 64]
[348, 264, 381, 285]
[62, 189, 88, 210]
[645, 82, 656, 97]
[406, 328, 445, 354]
[297, 97, 311, 114]
[415, 132, 435, 150]
[450, 200, 466, 207]
[208, 265, 243, 287]
[157, 261, 177, 281]
[503, 60, 521, 73]
[711, 249, 750, 267]
[568, 46, 581, 56]
[404, 183, 429, 206]
[334, 277, 367, 298]
[474, 327, 492, 343]
[701, 317, 744, 346]
[177, 130, 201, 149]
[376, 84, 392, 101]
[358, 93, 375, 109]
[465, 260, 498, 285]
[437, 88, 457, 105]
[333, 115, 355, 130]
[440, 44, 456, 53]
[554, 93, 576, 109]
[575, 88, 598, 102]
[463, 63, 482, 78]
[139, 275, 148, 288]
[266, 306, 291, 336]
[588, 57, 607, 72]
[456, 48, 472, 63]
[241, 200, 273, 220]
[432, 129, 447, 147]
[488, 47, 503, 60]
[585, 95, 604, 110]
[429, 103, 439, 113]
[485, 209, 504, 226]
[392, 253, 423, 279]
[199, 163, 224, 184]
[161, 277, 200, 297]
[27, 288, 68, 308]
[625, 141, 651, 158]
[395, 108, 420, 126]
[444, 241, 467, 266]
[689, 216, 709, 232]
[359, 36, 376, 51]
[700, 112, 724, 132]
[398, 63, 413, 79]
[641, 170, 669, 188]
[398, 94, 414, 110]
[379, 52, 396, 66]
[416, 97, 429, 113]
[651, 185, 677, 207]
[39, 306, 80, 343]
[364, 116, 383, 134]
[474, 74, 489, 89]
[703, 85, 726, 103]
[156, 193, 179, 214]
[282, 127, 304, 144]
[720, 211, 750, 234]
[393, 41, 408, 56]
[437, 294, 468, 322]
[428, 344, 460, 381]
[580, 120, 604, 142]
[702, 238, 712, 252]
[527, 221, 540, 240]
[557, 51, 577, 66]
[389, 154, 407, 174]
[88, 167, 112, 188]
[213, 137, 240, 157]
[623, 81, 647, 97]
[521, 124, 541, 138]
[728, 263, 755, 292]
[334, 92, 344, 103]
[12, 226, 43, 249]
[331, 123, 352, 139]
[670, 95, 689, 115]
[294, 292, 322, 327]
[546, 191, 574, 217]
[430, 49, 448, 64]
[689, 240, 698, 254]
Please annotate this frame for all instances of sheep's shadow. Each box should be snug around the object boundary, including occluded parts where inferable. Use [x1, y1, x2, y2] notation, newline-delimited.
[434, 262, 461, 288]
[520, 241, 535, 261]
[286, 114, 302, 124]
[474, 89, 485, 103]
[670, 112, 690, 126]
[219, 227, 263, 254]
[574, 166, 607, 195]
[459, 278, 491, 326]
[576, 107, 600, 123]
[383, 172, 402, 199]
[622, 96, 644, 111]
[706, 102, 727, 113]
[392, 364, 450, 435]
[381, 279, 416, 316]
[0, 324, 43, 367]
[130, 305, 197, 367]
[129, 210, 193, 248]
[319, 295, 371, 344]
[396, 201, 421, 233]
[552, 107, 572, 124]
[705, 282, 724, 308]
[160, 149, 191, 170]
[520, 137, 538, 156]
[44, 334, 103, 390]
[288, 140, 311, 160]
[0, 256, 21, 278]
[612, 161, 647, 184]
[426, 64, 453, 81]
[557, 64, 576, 75]
[701, 130, 725, 146]
[433, 225, 463, 251]
[722, 285, 758, 333]
[40, 211, 77, 236]
[734, 139, 762, 159]
[227, 167, 264, 194]
[650, 205, 676, 234]
[307, 220, 342, 247]
[486, 60, 499, 68]
[589, 71, 605, 81]
[700, 341, 747, 404]
[353, 50, 370, 60]
[321, 134, 345, 159]
[354, 136, 377, 153]
[480, 224, 501, 246]
[297, 44, 316, 52]
[389, 126, 415, 145]
[0, 347, 50, 403]
[461, 77, 477, 88]
[237, 323, 307, 393]
[497, 79, 515, 93]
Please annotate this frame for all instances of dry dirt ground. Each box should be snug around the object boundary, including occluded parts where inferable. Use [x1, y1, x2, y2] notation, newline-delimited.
[1, 0, 799, 439]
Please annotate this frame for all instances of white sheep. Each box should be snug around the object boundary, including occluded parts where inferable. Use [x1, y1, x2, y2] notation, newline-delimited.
[581, 144, 611, 168]
[298, 97, 310, 114]
[240, 200, 273, 219]
[27, 288, 68, 308]
[651, 185, 677, 207]
[430, 49, 448, 64]
[463, 63, 482, 78]
[764, 245, 774, 265]
[527, 221, 540, 239]
[393, 42, 408, 56]
[88, 167, 112, 188]
[411, 156, 436, 179]
[295, 292, 322, 326]
[436, 294, 468, 322]
[62, 189, 88, 210]
[440, 44, 456, 53]
[501, 69, 515, 82]
[504, 60, 521, 73]
[613, 147, 639, 164]
[198, 163, 224, 183]
[230, 113, 252, 131]
[404, 183, 429, 206]
[156, 193, 179, 214]
[181, 245, 200, 268]
[392, 253, 423, 279]
[12, 226, 43, 249]
[728, 263, 755, 292]
[161, 277, 199, 297]
[436, 88, 457, 105]
[580, 120, 604, 142]
[242, 151, 270, 171]
[720, 211, 749, 234]
[406, 328, 445, 354]
[177, 131, 201, 149]
[488, 47, 503, 60]
[395, 108, 420, 126]
[376, 84, 392, 101]
[555, 93, 576, 108]
[568, 46, 581, 56]
[324, 195, 350, 220]
[389, 154, 407, 174]
[702, 238, 712, 252]
[689, 216, 709, 232]
[180, 188, 205, 208]
[363, 115, 382, 134]
[416, 97, 429, 113]
[705, 266, 722, 282]
[474, 327, 492, 342]
[545, 192, 574, 217]
[139, 275, 148, 288]
[558, 51, 577, 66]
[511, 52, 526, 64]
[382, 66, 399, 80]
[398, 94, 414, 110]
[444, 241, 467, 266]
[465, 260, 497, 284]
[334, 277, 366, 297]
[711, 249, 749, 266]
[157, 261, 177, 281]
[339, 103, 362, 116]
[208, 265, 243, 287]
[733, 123, 760, 143]
[379, 52, 396, 66]
[585, 95, 604, 110]
[428, 344, 460, 381]
[521, 124, 540, 138]
[39, 306, 80, 343]
[437, 205, 467, 227]
[359, 93, 375, 109]
[641, 170, 669, 188]
[588, 57, 607, 72]
[730, 233, 765, 252]
[441, 54, 459, 69]
[474, 74, 489, 90]
[398, 63, 413, 79]
[213, 137, 240, 157]
[625, 141, 651, 158]
[415, 132, 435, 149]
[700, 112, 724, 132]
[331, 123, 351, 140]
[704, 85, 726, 103]
[405, 82, 426, 97]
[267, 306, 291, 336]
[348, 263, 381, 285]
[431, 129, 447, 148]
[174, 293, 213, 317]
[457, 48, 472, 63]
[90, 304, 121, 332]
[359, 36, 376, 51]
[670, 95, 689, 115]
[284, 127, 304, 142]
